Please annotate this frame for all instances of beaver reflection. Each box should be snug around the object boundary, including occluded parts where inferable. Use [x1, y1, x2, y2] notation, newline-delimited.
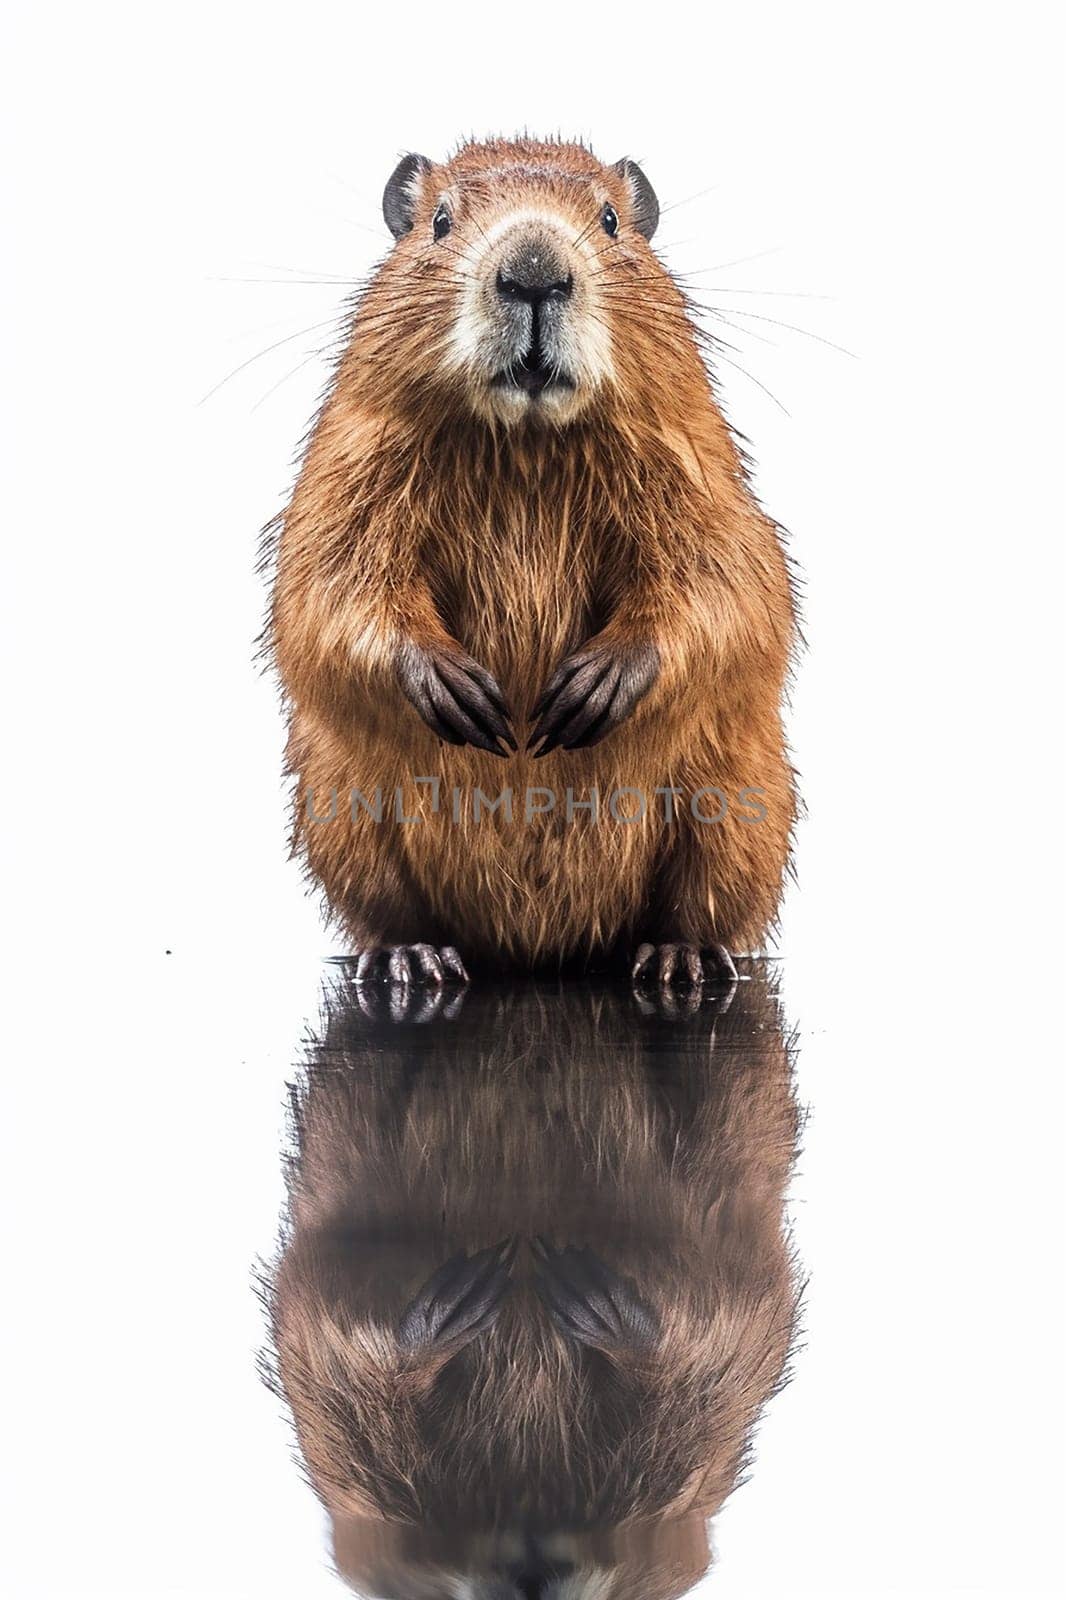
[261, 966, 802, 1599]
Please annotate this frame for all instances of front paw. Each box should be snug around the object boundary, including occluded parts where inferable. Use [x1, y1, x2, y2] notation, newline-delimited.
[397, 1239, 517, 1353]
[395, 640, 516, 756]
[527, 641, 659, 756]
[531, 1238, 659, 1353]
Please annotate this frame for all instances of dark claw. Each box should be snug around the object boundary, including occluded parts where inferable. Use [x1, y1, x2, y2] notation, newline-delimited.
[631, 982, 705, 1021]
[704, 942, 739, 985]
[439, 946, 469, 982]
[631, 940, 738, 995]
[353, 981, 462, 1024]
[532, 1239, 658, 1352]
[397, 1239, 517, 1351]
[409, 942, 443, 985]
[530, 653, 588, 720]
[434, 654, 517, 746]
[348, 947, 468, 1021]
[388, 946, 414, 986]
[353, 944, 470, 990]
[528, 642, 659, 756]
[395, 640, 516, 755]
[355, 947, 384, 986]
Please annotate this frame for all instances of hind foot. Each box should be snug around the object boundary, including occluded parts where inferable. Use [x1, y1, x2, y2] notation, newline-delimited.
[354, 942, 469, 988]
[631, 940, 738, 993]
[531, 1238, 658, 1353]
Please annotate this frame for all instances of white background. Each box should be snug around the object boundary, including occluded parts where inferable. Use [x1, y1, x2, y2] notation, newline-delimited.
[2, 2, 1065, 1596]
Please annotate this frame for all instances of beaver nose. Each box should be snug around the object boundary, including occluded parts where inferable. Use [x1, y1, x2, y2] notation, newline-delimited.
[496, 267, 573, 306]
[507, 1561, 574, 1599]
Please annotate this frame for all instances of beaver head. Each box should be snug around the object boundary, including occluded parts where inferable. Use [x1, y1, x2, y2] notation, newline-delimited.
[330, 1518, 710, 1600]
[367, 138, 669, 427]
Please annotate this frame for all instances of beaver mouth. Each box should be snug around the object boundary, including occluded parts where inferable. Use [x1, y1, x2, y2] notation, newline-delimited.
[491, 348, 575, 401]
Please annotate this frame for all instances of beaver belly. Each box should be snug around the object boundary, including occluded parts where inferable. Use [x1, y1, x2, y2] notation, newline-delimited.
[398, 747, 661, 966]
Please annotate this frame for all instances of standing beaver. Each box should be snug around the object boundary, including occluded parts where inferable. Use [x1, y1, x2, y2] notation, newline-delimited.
[267, 138, 798, 984]
[261, 969, 802, 1598]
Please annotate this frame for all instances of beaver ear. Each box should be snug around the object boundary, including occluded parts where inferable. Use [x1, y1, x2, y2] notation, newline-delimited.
[612, 158, 659, 241]
[383, 153, 433, 240]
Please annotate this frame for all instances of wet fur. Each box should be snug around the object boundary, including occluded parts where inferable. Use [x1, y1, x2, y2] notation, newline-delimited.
[266, 137, 798, 966]
[260, 969, 802, 1594]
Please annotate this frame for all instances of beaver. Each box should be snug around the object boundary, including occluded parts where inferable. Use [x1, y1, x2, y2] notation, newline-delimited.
[266, 137, 798, 985]
[260, 967, 802, 1598]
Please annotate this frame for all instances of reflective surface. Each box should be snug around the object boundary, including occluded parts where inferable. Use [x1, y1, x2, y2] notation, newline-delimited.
[261, 964, 800, 1599]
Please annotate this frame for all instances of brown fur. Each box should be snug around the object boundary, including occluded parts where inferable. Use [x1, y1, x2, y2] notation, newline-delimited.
[261, 968, 802, 1596]
[266, 137, 798, 966]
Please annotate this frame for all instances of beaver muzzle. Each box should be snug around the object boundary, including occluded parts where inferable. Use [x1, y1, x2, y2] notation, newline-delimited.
[490, 243, 576, 400]
[491, 342, 576, 401]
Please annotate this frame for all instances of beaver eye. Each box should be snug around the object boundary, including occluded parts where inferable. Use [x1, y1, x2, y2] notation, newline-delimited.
[432, 204, 451, 241]
[601, 204, 619, 237]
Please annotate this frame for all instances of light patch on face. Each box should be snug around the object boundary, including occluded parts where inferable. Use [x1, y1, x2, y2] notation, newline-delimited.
[441, 204, 615, 425]
[556, 1565, 614, 1600]
[537, 1534, 615, 1600]
[451, 1563, 614, 1600]
[476, 205, 581, 250]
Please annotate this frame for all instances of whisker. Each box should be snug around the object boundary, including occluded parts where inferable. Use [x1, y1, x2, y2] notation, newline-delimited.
[676, 248, 783, 276]
[605, 296, 793, 413]
[705, 347, 790, 415]
[198, 314, 351, 404]
[703, 304, 855, 358]
[703, 310, 778, 347]
[321, 169, 383, 211]
[454, 216, 492, 250]
[209, 275, 357, 288]
[690, 285, 834, 300]
[251, 343, 341, 412]
[325, 213, 394, 243]
[239, 260, 357, 282]
[220, 313, 345, 345]
[657, 183, 722, 216]
[571, 217, 598, 250]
